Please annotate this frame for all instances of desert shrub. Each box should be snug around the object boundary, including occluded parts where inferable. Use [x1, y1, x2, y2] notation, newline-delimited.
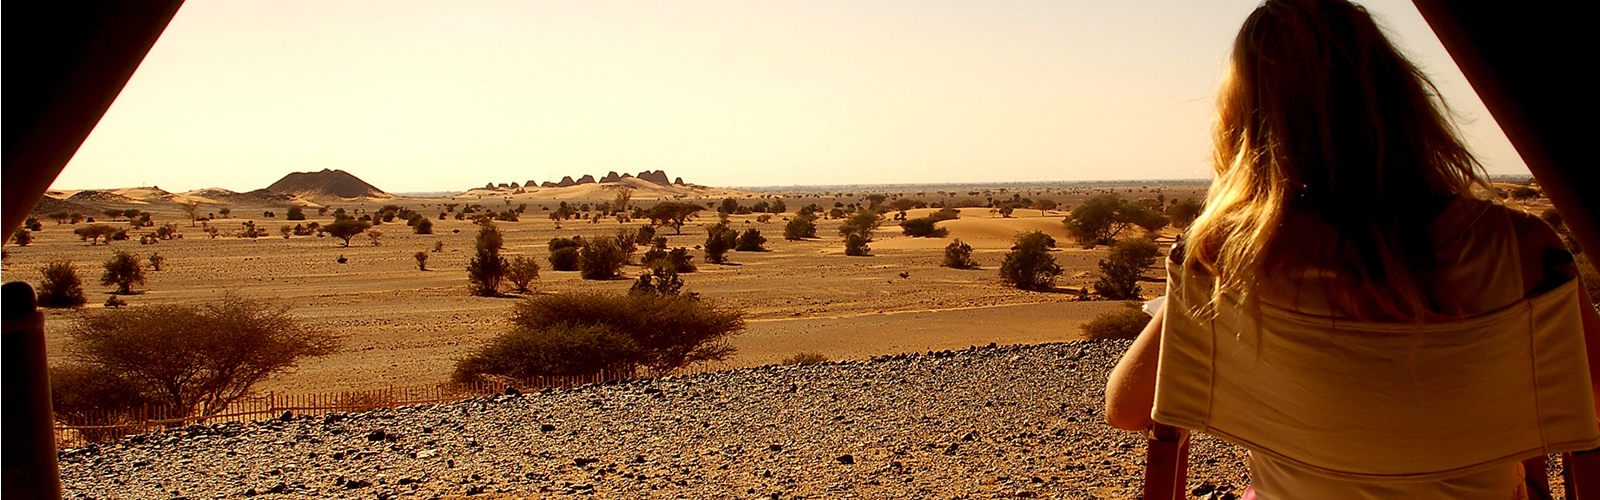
[12, 229, 33, 246]
[704, 223, 737, 264]
[781, 352, 829, 365]
[26, 218, 43, 231]
[929, 207, 961, 221]
[900, 217, 948, 237]
[943, 240, 979, 269]
[280, 225, 293, 239]
[1510, 186, 1540, 200]
[147, 253, 165, 271]
[579, 236, 627, 279]
[634, 225, 656, 246]
[1080, 303, 1150, 340]
[999, 231, 1062, 291]
[367, 230, 384, 246]
[154, 223, 180, 239]
[643, 247, 696, 273]
[414, 251, 429, 270]
[324, 218, 371, 247]
[630, 266, 685, 296]
[67, 297, 338, 417]
[286, 206, 306, 220]
[784, 214, 818, 240]
[100, 250, 146, 295]
[506, 256, 541, 293]
[1092, 238, 1160, 300]
[549, 247, 580, 271]
[844, 233, 871, 256]
[839, 211, 881, 237]
[735, 229, 767, 251]
[1165, 198, 1203, 229]
[756, 214, 772, 223]
[467, 224, 508, 296]
[38, 261, 87, 308]
[413, 217, 433, 235]
[49, 364, 151, 442]
[453, 291, 744, 381]
[103, 295, 127, 308]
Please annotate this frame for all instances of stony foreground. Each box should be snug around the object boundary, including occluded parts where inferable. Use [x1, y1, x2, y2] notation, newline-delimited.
[58, 341, 1251, 499]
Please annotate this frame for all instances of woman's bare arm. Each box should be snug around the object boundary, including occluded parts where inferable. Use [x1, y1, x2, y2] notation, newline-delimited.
[1105, 302, 1164, 431]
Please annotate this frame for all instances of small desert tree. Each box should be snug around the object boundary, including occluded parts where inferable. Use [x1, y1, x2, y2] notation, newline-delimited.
[1093, 237, 1160, 299]
[784, 214, 818, 240]
[414, 251, 429, 270]
[1062, 194, 1166, 247]
[1165, 198, 1203, 230]
[285, 206, 306, 220]
[324, 218, 371, 247]
[735, 229, 766, 251]
[467, 223, 508, 296]
[1033, 198, 1058, 215]
[506, 256, 541, 293]
[100, 250, 146, 294]
[998, 231, 1062, 291]
[180, 201, 201, 226]
[413, 217, 434, 235]
[646, 202, 703, 235]
[579, 236, 627, 280]
[844, 233, 871, 256]
[38, 261, 88, 308]
[630, 266, 685, 296]
[68, 297, 339, 417]
[12, 229, 33, 246]
[704, 223, 738, 264]
[943, 239, 978, 269]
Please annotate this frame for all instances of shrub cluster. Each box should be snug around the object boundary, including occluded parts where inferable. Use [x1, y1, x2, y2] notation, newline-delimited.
[506, 256, 541, 293]
[998, 231, 1061, 291]
[942, 239, 979, 269]
[784, 214, 818, 240]
[101, 250, 146, 295]
[547, 237, 582, 271]
[1092, 237, 1160, 299]
[781, 352, 829, 365]
[38, 261, 87, 308]
[735, 229, 766, 251]
[1080, 303, 1150, 340]
[840, 212, 880, 256]
[1063, 194, 1168, 247]
[453, 292, 744, 381]
[704, 223, 738, 264]
[899, 217, 948, 238]
[579, 236, 627, 279]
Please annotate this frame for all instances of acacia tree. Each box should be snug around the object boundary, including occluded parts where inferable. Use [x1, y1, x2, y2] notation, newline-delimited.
[181, 201, 201, 226]
[101, 250, 146, 294]
[323, 218, 371, 247]
[68, 297, 339, 417]
[467, 223, 508, 296]
[1062, 194, 1168, 247]
[646, 202, 703, 235]
[999, 231, 1062, 291]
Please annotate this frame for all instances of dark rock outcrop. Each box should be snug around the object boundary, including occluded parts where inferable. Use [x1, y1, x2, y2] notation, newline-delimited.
[266, 169, 387, 199]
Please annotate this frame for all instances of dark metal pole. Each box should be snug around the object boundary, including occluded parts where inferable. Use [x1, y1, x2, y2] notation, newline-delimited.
[2, 282, 62, 499]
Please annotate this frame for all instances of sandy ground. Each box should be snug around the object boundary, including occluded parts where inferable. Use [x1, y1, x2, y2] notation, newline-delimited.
[5, 184, 1202, 397]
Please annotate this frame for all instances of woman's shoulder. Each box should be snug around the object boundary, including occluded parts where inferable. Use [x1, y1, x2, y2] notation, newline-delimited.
[1462, 199, 1575, 293]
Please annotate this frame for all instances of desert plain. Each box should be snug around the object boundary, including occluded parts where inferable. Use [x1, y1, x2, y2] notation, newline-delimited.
[6, 175, 1206, 398]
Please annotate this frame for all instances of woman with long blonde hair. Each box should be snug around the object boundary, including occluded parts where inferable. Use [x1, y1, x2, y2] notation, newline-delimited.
[1105, 0, 1600, 497]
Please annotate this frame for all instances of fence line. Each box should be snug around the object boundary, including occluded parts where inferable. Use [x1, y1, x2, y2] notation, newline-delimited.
[53, 368, 650, 449]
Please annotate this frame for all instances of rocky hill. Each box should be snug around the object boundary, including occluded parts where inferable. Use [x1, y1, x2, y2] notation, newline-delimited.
[57, 341, 1251, 499]
[266, 169, 389, 200]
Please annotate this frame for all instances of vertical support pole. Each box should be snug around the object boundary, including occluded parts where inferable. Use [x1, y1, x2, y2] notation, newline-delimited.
[2, 282, 63, 499]
[1143, 423, 1188, 500]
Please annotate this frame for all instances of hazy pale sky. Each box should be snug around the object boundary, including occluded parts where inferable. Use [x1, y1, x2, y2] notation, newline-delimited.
[54, 0, 1529, 193]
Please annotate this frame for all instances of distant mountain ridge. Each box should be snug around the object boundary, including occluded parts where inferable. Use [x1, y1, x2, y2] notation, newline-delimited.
[266, 169, 389, 199]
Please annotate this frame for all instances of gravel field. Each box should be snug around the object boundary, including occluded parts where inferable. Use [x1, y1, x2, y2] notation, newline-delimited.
[58, 341, 1251, 499]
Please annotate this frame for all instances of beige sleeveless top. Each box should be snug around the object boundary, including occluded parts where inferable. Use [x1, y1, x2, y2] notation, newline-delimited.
[1152, 199, 1600, 498]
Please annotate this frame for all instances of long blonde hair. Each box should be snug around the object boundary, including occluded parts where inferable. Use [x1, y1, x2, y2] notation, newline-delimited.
[1184, 0, 1491, 320]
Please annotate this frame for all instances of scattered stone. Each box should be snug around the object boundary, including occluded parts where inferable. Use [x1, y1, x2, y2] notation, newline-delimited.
[836, 454, 855, 465]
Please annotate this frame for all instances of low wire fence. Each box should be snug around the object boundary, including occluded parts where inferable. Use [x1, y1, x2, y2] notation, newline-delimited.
[53, 369, 639, 449]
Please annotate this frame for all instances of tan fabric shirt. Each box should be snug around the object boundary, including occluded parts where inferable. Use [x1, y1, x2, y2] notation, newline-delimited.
[1152, 199, 1600, 498]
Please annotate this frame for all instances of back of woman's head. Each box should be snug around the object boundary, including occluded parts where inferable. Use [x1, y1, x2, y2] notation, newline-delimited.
[1186, 0, 1490, 320]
